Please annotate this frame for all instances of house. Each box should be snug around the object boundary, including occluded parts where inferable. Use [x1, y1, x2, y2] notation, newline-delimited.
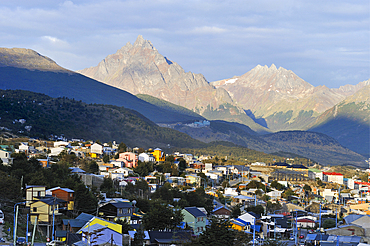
[62, 213, 95, 233]
[266, 190, 283, 200]
[98, 201, 134, 223]
[18, 142, 30, 153]
[0, 149, 12, 165]
[182, 207, 207, 236]
[26, 185, 46, 207]
[109, 167, 134, 179]
[186, 174, 201, 186]
[79, 224, 122, 246]
[49, 147, 65, 156]
[115, 152, 138, 168]
[90, 143, 103, 156]
[30, 197, 67, 228]
[212, 206, 231, 219]
[323, 172, 344, 185]
[54, 141, 70, 148]
[78, 216, 122, 234]
[230, 218, 249, 231]
[138, 152, 155, 163]
[297, 218, 315, 228]
[147, 231, 192, 245]
[151, 148, 165, 162]
[47, 187, 74, 211]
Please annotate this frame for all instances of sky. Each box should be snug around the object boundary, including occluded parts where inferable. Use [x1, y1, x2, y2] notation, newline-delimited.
[0, 0, 369, 88]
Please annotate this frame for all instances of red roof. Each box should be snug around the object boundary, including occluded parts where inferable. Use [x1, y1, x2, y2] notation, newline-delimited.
[297, 218, 315, 223]
[323, 172, 343, 176]
[355, 181, 370, 186]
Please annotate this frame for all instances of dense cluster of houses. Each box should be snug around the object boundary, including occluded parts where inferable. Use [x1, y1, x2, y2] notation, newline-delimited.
[3, 139, 370, 246]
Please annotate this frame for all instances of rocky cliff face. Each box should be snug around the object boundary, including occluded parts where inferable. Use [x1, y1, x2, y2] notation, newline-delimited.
[79, 35, 233, 113]
[211, 65, 368, 131]
[78, 35, 268, 132]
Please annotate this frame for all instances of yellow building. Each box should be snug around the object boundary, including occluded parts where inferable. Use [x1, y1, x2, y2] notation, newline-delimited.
[230, 218, 247, 231]
[151, 148, 165, 162]
[78, 217, 122, 234]
[30, 198, 64, 224]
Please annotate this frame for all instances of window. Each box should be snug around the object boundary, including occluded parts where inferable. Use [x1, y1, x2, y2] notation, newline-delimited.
[33, 207, 37, 212]
[37, 191, 41, 197]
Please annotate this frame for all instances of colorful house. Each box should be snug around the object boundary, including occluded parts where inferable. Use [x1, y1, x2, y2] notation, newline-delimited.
[26, 185, 46, 207]
[116, 152, 138, 168]
[98, 201, 134, 223]
[151, 148, 165, 162]
[78, 217, 122, 234]
[79, 224, 122, 246]
[47, 187, 75, 211]
[181, 207, 207, 236]
[30, 197, 66, 225]
[230, 218, 248, 231]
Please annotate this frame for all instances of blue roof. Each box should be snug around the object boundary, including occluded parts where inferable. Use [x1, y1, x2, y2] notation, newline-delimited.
[184, 207, 206, 217]
[235, 218, 249, 226]
[75, 213, 95, 223]
[344, 214, 365, 224]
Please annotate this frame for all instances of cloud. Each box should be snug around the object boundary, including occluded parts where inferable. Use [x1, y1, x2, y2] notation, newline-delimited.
[0, 0, 368, 88]
[190, 26, 227, 34]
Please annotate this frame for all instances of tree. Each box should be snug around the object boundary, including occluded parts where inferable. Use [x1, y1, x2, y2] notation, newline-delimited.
[266, 201, 282, 214]
[178, 158, 187, 172]
[246, 205, 264, 216]
[143, 200, 183, 231]
[134, 161, 153, 177]
[102, 154, 110, 163]
[191, 217, 236, 246]
[303, 184, 312, 192]
[322, 218, 336, 229]
[118, 142, 127, 153]
[100, 177, 116, 197]
[231, 204, 242, 218]
[270, 180, 285, 190]
[282, 188, 296, 200]
[132, 225, 145, 246]
[116, 219, 132, 234]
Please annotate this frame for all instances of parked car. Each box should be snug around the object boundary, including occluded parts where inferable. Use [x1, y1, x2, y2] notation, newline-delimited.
[46, 240, 64, 246]
[0, 238, 5, 243]
[16, 237, 26, 246]
[299, 235, 305, 239]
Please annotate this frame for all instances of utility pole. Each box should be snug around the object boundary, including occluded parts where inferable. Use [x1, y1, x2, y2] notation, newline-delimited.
[26, 214, 29, 244]
[52, 196, 56, 241]
[13, 205, 19, 246]
[31, 217, 37, 246]
[253, 217, 256, 246]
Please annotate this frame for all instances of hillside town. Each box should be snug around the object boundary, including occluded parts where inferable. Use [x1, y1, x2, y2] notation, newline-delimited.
[1, 138, 370, 246]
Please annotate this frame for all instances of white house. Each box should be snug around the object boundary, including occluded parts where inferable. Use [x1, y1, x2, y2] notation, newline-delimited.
[266, 190, 284, 200]
[91, 143, 103, 155]
[49, 147, 65, 156]
[323, 172, 344, 185]
[239, 212, 257, 225]
[138, 153, 155, 162]
[109, 167, 134, 178]
[0, 149, 13, 165]
[18, 142, 30, 153]
[54, 141, 70, 148]
[224, 188, 239, 196]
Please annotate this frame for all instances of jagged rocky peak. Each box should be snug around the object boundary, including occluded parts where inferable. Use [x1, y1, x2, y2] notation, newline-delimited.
[133, 35, 156, 50]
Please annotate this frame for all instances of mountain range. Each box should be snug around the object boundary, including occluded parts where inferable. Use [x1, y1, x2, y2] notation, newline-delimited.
[0, 39, 368, 166]
[78, 36, 369, 156]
